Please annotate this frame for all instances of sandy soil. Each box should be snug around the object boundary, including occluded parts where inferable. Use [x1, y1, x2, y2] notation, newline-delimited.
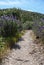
[2, 30, 44, 65]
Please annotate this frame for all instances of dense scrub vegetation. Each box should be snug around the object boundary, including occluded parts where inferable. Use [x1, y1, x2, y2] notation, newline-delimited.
[0, 8, 44, 59]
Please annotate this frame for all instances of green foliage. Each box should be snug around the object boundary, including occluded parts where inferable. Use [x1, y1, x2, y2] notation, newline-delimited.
[0, 19, 22, 59]
[0, 38, 8, 58]
[1, 21, 18, 37]
[1, 20, 21, 48]
[22, 21, 33, 30]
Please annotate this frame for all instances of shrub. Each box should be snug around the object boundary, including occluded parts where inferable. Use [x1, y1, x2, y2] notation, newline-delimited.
[22, 21, 33, 30]
[0, 20, 20, 48]
[1, 20, 18, 37]
[0, 38, 8, 59]
[33, 20, 44, 44]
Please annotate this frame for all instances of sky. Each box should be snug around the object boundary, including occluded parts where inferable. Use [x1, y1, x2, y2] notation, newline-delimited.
[0, 0, 44, 14]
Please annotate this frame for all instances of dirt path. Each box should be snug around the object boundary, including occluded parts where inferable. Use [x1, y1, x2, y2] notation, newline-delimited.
[2, 30, 44, 65]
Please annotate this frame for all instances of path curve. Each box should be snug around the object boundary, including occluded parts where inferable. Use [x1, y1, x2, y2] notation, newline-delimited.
[2, 30, 44, 65]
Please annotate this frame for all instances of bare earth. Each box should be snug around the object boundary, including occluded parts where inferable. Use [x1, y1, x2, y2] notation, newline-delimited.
[2, 30, 44, 65]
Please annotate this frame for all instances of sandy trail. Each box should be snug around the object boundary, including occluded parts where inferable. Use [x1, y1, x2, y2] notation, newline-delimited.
[2, 30, 44, 65]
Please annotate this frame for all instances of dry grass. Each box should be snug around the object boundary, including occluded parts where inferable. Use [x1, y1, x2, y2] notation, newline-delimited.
[30, 30, 36, 40]
[0, 42, 10, 59]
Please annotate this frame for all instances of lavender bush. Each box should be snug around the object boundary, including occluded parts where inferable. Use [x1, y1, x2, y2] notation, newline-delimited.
[33, 20, 44, 43]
